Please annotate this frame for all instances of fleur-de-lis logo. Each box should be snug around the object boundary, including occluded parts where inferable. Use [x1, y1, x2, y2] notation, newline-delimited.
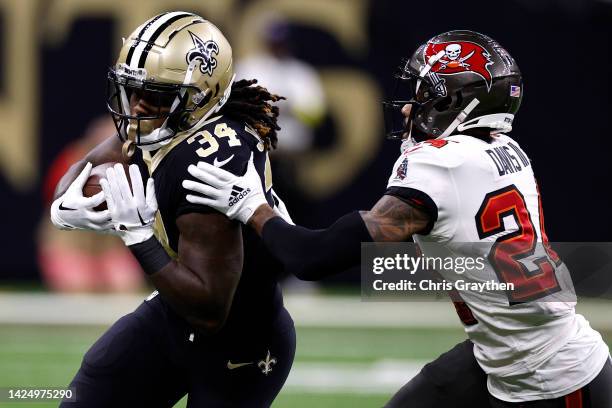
[257, 350, 277, 375]
[185, 31, 219, 76]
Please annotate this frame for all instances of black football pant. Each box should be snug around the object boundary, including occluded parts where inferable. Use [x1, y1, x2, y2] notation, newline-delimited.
[385, 340, 612, 408]
[385, 340, 491, 408]
[59, 294, 296, 408]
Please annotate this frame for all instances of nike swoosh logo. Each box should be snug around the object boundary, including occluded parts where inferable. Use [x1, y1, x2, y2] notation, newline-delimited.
[227, 361, 253, 370]
[213, 154, 234, 168]
[59, 202, 77, 211]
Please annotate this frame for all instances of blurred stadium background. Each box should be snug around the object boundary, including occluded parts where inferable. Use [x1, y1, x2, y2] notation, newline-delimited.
[1, 0, 611, 406]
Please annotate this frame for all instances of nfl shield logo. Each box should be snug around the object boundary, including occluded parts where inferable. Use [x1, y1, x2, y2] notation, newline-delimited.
[395, 158, 408, 180]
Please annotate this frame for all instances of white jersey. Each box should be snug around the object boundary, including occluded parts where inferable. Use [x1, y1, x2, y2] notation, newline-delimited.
[386, 134, 609, 402]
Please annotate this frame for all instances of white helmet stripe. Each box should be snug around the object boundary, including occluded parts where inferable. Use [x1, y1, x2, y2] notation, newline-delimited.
[125, 12, 169, 65]
[127, 11, 193, 69]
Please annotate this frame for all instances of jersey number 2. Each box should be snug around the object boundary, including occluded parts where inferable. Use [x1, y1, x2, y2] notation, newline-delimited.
[475, 185, 561, 303]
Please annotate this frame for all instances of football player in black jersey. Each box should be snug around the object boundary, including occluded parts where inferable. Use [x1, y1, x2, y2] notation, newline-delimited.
[51, 12, 295, 407]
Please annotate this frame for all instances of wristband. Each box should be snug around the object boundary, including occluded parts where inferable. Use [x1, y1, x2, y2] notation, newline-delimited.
[128, 236, 172, 275]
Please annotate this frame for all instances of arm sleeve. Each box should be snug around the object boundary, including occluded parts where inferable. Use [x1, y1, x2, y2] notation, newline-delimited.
[261, 211, 373, 280]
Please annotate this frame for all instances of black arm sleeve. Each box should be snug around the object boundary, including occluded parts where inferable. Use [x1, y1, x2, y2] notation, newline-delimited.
[261, 211, 373, 280]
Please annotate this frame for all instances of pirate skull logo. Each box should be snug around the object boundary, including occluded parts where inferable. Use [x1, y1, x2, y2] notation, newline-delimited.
[423, 40, 495, 94]
[445, 44, 462, 60]
[438, 43, 474, 70]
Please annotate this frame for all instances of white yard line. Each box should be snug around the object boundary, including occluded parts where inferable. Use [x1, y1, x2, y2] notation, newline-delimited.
[283, 360, 426, 394]
[0, 292, 610, 329]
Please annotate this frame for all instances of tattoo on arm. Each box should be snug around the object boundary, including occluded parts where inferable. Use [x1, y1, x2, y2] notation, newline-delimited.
[360, 195, 430, 242]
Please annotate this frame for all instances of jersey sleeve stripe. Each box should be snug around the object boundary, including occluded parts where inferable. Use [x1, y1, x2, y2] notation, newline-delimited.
[384, 186, 438, 235]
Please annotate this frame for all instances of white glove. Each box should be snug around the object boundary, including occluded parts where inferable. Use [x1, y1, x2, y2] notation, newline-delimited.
[99, 163, 158, 246]
[271, 189, 294, 225]
[50, 162, 114, 232]
[183, 154, 267, 224]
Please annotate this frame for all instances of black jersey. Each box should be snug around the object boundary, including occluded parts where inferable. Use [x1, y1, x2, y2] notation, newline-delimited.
[136, 114, 285, 336]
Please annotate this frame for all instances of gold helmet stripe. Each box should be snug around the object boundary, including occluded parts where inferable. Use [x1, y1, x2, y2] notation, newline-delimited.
[127, 11, 194, 69]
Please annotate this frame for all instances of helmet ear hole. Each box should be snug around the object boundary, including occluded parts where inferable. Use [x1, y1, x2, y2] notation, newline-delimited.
[453, 91, 464, 109]
[178, 112, 191, 129]
[434, 96, 452, 112]
[195, 91, 212, 108]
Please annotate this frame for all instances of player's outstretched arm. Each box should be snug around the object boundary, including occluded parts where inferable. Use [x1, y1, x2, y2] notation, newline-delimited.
[246, 195, 429, 279]
[183, 158, 367, 279]
[183, 159, 430, 279]
[360, 195, 431, 242]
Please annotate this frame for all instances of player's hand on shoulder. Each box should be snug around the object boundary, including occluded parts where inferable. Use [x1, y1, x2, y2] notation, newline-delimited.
[182, 153, 268, 224]
[99, 164, 158, 246]
[50, 162, 115, 232]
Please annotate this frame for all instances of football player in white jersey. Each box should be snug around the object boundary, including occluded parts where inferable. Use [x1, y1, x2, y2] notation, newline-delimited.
[182, 31, 611, 407]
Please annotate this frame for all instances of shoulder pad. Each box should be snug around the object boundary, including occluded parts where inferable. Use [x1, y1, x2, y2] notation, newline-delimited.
[401, 139, 467, 169]
[173, 116, 261, 175]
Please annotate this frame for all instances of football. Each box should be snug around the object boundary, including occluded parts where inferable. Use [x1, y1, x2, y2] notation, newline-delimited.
[83, 163, 129, 211]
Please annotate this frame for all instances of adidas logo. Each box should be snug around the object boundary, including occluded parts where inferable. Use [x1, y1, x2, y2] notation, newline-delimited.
[229, 185, 250, 207]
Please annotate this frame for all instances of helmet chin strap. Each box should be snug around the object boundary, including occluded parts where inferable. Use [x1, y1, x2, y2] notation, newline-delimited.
[400, 125, 423, 153]
[405, 97, 510, 149]
[437, 98, 481, 138]
[400, 135, 416, 153]
[137, 127, 175, 151]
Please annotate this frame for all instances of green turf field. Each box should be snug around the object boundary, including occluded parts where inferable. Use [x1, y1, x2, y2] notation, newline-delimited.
[0, 324, 469, 407]
[0, 300, 612, 408]
[1, 315, 610, 407]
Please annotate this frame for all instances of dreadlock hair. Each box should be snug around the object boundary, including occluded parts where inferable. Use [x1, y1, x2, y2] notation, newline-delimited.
[218, 79, 285, 150]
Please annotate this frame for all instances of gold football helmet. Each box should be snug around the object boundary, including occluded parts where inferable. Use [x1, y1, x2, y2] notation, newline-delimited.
[107, 11, 234, 152]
